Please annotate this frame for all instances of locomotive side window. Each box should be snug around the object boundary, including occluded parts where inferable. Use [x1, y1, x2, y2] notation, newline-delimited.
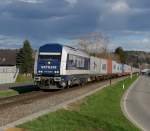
[66, 54, 89, 70]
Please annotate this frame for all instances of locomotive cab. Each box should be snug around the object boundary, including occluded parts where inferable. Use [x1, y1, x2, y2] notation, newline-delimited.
[34, 44, 64, 89]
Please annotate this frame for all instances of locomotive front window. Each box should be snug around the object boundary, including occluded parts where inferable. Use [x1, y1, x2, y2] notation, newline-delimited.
[39, 55, 61, 60]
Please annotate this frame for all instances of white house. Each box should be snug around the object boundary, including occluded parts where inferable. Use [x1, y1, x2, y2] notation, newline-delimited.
[0, 49, 19, 84]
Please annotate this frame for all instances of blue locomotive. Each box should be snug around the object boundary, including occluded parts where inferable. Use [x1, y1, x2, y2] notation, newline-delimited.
[34, 43, 91, 89]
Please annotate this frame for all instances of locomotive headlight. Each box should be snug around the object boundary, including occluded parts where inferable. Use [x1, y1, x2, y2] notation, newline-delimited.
[54, 71, 59, 74]
[38, 70, 43, 73]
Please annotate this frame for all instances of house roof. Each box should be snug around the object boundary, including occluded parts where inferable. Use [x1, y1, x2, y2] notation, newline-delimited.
[0, 49, 17, 66]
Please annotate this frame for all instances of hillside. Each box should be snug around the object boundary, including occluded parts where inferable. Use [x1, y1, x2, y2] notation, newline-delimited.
[125, 51, 150, 69]
[0, 49, 149, 69]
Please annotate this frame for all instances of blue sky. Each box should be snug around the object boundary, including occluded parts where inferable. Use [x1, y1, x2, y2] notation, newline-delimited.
[0, 0, 150, 51]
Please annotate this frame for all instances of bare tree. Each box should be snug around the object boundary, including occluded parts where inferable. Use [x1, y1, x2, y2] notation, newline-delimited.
[78, 32, 109, 57]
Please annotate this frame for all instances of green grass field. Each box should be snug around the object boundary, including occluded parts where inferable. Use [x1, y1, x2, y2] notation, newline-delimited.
[18, 75, 139, 131]
[0, 89, 18, 97]
[0, 74, 33, 97]
[15, 74, 33, 83]
[0, 74, 33, 87]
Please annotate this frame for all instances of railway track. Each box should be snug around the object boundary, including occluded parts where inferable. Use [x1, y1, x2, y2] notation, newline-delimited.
[0, 79, 109, 108]
[0, 77, 126, 127]
[0, 91, 52, 108]
[0, 77, 124, 108]
[0, 78, 109, 105]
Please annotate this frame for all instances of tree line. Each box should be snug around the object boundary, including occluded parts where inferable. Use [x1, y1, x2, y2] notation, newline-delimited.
[16, 40, 34, 75]
[78, 32, 127, 64]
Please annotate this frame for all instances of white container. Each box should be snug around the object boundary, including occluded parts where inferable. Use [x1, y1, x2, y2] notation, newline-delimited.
[117, 63, 122, 73]
[100, 58, 107, 75]
[90, 56, 101, 75]
[112, 61, 118, 74]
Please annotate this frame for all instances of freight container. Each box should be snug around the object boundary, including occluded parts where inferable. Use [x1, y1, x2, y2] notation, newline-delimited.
[100, 58, 107, 75]
[112, 61, 118, 74]
[124, 64, 128, 74]
[124, 64, 131, 74]
[128, 65, 132, 74]
[129, 66, 132, 73]
[113, 62, 121, 74]
[121, 64, 125, 74]
[118, 64, 122, 73]
[117, 63, 123, 76]
[117, 63, 120, 73]
[107, 58, 112, 74]
[132, 67, 140, 74]
[90, 56, 101, 75]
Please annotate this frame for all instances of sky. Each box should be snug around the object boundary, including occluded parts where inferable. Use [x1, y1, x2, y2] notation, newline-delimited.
[0, 0, 150, 51]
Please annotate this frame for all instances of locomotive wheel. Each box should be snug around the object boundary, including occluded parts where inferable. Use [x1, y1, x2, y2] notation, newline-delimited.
[67, 80, 71, 88]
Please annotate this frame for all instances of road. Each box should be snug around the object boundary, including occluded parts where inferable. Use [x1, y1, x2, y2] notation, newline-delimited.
[124, 76, 150, 131]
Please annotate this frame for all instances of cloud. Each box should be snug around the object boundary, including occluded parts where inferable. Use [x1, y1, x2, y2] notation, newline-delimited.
[111, 0, 130, 14]
[126, 38, 150, 52]
[0, 0, 149, 51]
[65, 0, 77, 5]
[108, 31, 150, 52]
[0, 0, 71, 19]
[0, 0, 101, 41]
[17, 0, 42, 3]
[0, 35, 22, 48]
[128, 38, 150, 46]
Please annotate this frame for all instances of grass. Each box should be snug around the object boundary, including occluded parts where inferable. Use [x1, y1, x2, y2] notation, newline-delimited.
[0, 74, 33, 86]
[16, 74, 33, 83]
[0, 89, 18, 97]
[0, 74, 34, 97]
[18, 75, 139, 131]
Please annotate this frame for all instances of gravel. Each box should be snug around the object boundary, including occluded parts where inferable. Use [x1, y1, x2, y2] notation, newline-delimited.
[0, 77, 126, 129]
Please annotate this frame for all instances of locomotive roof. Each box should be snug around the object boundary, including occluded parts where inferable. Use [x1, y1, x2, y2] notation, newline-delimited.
[39, 43, 62, 52]
[39, 43, 85, 53]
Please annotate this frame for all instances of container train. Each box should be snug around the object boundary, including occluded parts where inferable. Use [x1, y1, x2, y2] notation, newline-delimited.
[34, 43, 140, 89]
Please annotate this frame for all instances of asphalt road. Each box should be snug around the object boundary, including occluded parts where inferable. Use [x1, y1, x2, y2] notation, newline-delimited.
[124, 76, 150, 131]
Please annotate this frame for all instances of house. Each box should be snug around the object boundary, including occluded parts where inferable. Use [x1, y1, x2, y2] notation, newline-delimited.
[0, 49, 19, 84]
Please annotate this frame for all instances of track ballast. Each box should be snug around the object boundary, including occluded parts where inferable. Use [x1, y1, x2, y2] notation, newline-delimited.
[0, 77, 126, 128]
